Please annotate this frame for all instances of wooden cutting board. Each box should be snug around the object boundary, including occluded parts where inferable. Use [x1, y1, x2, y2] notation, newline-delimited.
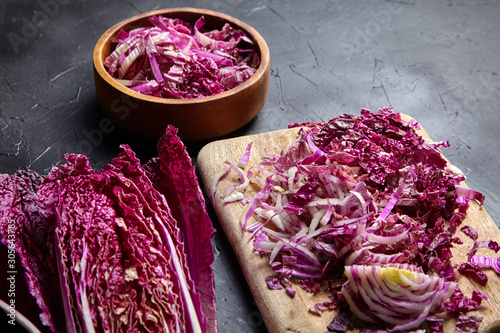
[197, 114, 500, 333]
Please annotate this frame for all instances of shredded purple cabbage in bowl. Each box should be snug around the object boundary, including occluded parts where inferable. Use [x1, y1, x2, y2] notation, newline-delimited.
[104, 14, 260, 99]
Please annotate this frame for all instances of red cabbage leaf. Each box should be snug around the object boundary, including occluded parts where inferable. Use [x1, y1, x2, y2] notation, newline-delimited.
[0, 170, 65, 333]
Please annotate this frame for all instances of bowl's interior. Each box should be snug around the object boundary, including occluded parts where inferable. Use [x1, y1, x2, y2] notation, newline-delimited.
[95, 7, 269, 105]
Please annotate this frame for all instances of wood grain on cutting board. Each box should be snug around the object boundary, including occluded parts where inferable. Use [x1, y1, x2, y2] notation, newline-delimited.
[197, 114, 500, 333]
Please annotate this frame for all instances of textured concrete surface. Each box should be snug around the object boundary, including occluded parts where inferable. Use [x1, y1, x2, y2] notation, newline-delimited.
[1, 1, 499, 332]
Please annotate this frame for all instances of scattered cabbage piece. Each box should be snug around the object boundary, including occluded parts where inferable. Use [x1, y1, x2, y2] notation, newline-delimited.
[455, 314, 484, 333]
[470, 255, 500, 273]
[104, 15, 259, 99]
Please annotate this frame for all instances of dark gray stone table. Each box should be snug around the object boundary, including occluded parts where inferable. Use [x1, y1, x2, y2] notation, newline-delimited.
[1, 1, 499, 332]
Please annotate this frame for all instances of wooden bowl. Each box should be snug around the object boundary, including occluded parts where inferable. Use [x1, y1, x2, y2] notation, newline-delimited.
[93, 7, 270, 142]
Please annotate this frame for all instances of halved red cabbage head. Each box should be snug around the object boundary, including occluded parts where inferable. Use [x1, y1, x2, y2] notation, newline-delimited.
[0, 126, 217, 333]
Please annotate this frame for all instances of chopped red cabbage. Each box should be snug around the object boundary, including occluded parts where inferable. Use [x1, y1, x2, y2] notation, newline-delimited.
[443, 287, 488, 313]
[216, 107, 491, 332]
